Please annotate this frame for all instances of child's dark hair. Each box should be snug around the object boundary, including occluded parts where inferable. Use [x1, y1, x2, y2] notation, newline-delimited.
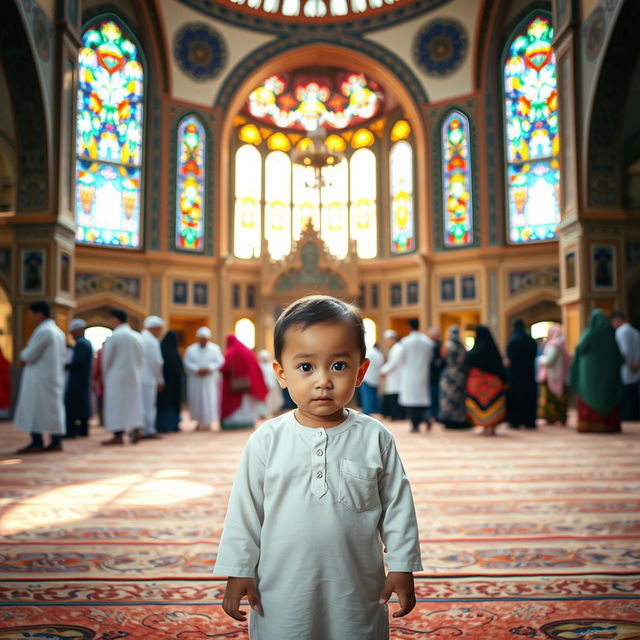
[274, 295, 366, 363]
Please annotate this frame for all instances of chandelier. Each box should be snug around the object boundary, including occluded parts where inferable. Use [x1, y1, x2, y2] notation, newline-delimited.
[291, 127, 345, 189]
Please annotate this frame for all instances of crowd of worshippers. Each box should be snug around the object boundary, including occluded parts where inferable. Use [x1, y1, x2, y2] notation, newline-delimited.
[6, 301, 640, 453]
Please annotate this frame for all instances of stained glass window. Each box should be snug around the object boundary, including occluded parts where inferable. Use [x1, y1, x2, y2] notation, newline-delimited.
[504, 15, 559, 244]
[176, 116, 205, 251]
[292, 164, 320, 240]
[390, 140, 414, 254]
[320, 161, 349, 259]
[75, 20, 144, 248]
[265, 151, 292, 260]
[442, 111, 473, 247]
[350, 149, 377, 259]
[234, 145, 262, 258]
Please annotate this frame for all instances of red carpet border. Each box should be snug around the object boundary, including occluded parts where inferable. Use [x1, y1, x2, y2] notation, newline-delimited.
[1, 418, 640, 638]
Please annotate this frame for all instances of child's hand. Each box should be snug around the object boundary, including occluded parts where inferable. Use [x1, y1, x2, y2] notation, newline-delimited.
[222, 576, 263, 621]
[378, 571, 416, 618]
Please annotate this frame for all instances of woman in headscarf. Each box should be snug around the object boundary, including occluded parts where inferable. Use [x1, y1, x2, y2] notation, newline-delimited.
[505, 319, 539, 429]
[156, 330, 184, 433]
[439, 325, 470, 429]
[570, 309, 624, 433]
[464, 325, 506, 435]
[220, 335, 268, 430]
[537, 324, 572, 425]
[0, 346, 12, 418]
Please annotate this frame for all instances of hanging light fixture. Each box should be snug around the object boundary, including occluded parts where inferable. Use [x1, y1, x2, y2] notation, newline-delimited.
[291, 127, 345, 189]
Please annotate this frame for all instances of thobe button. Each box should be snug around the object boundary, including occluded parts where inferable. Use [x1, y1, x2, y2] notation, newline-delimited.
[315, 449, 323, 456]
[316, 471, 323, 479]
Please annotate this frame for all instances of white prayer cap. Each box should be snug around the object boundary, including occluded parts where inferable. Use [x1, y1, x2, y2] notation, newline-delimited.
[69, 318, 87, 331]
[258, 349, 272, 362]
[144, 315, 164, 329]
[196, 326, 212, 339]
[383, 329, 398, 339]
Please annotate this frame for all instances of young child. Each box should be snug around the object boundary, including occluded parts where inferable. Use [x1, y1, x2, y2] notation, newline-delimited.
[214, 295, 423, 638]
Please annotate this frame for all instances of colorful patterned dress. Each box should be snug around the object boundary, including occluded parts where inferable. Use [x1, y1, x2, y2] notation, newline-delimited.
[439, 339, 470, 428]
[465, 368, 506, 428]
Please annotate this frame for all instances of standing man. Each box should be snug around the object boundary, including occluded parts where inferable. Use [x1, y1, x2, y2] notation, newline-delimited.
[610, 310, 640, 421]
[140, 315, 164, 440]
[427, 327, 444, 424]
[379, 329, 405, 421]
[184, 327, 225, 431]
[14, 301, 66, 453]
[65, 318, 93, 438]
[101, 309, 144, 445]
[399, 318, 434, 433]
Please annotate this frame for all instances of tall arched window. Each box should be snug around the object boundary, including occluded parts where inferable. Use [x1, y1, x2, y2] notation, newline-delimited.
[321, 161, 349, 259]
[75, 19, 144, 248]
[503, 14, 559, 244]
[442, 111, 473, 247]
[234, 145, 262, 258]
[390, 140, 414, 254]
[176, 115, 205, 251]
[350, 148, 377, 259]
[265, 151, 292, 260]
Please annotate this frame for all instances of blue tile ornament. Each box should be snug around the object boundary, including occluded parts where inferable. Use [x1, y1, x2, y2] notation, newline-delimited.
[413, 19, 467, 77]
[174, 23, 226, 81]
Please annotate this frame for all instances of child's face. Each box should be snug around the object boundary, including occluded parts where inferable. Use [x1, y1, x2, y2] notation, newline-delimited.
[273, 321, 369, 428]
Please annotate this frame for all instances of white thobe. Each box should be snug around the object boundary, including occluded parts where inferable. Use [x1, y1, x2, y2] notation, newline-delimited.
[14, 319, 66, 435]
[615, 323, 640, 384]
[380, 341, 404, 394]
[364, 345, 384, 386]
[101, 323, 144, 432]
[141, 329, 164, 435]
[399, 331, 434, 407]
[214, 410, 423, 640]
[184, 341, 224, 425]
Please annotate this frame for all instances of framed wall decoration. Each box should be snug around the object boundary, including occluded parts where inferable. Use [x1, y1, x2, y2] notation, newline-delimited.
[193, 282, 208, 306]
[565, 251, 576, 289]
[461, 275, 476, 300]
[591, 244, 616, 290]
[21, 249, 46, 295]
[172, 280, 188, 305]
[246, 284, 256, 309]
[370, 283, 379, 308]
[440, 277, 455, 302]
[407, 281, 419, 305]
[60, 251, 71, 294]
[232, 283, 241, 308]
[390, 283, 402, 307]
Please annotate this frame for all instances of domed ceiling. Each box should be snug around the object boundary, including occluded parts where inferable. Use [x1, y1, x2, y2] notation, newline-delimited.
[177, 0, 450, 33]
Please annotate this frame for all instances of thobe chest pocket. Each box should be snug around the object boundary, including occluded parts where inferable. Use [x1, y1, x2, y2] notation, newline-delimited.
[338, 459, 380, 513]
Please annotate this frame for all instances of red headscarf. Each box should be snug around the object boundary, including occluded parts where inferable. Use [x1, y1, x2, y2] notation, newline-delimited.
[220, 335, 268, 418]
[0, 347, 11, 410]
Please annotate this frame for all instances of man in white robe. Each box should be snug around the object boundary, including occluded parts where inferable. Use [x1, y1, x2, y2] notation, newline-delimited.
[14, 300, 66, 454]
[140, 315, 164, 439]
[184, 327, 224, 430]
[379, 329, 405, 421]
[399, 318, 434, 433]
[101, 309, 144, 445]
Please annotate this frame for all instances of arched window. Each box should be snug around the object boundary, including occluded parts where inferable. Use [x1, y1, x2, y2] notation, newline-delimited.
[390, 140, 414, 254]
[503, 14, 559, 244]
[350, 148, 377, 259]
[176, 115, 206, 251]
[320, 161, 349, 259]
[75, 19, 144, 248]
[235, 317, 256, 349]
[442, 111, 473, 247]
[265, 151, 292, 260]
[362, 317, 376, 349]
[234, 145, 262, 258]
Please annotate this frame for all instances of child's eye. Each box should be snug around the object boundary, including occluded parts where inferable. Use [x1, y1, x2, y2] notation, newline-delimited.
[298, 363, 313, 372]
[332, 361, 348, 371]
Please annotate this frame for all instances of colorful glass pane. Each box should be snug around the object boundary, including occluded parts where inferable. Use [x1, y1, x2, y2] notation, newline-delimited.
[75, 20, 143, 248]
[247, 71, 383, 132]
[504, 15, 559, 243]
[350, 149, 377, 259]
[390, 141, 414, 254]
[234, 145, 262, 258]
[75, 160, 141, 247]
[442, 111, 473, 247]
[292, 164, 320, 239]
[265, 151, 292, 260]
[176, 116, 205, 251]
[507, 159, 560, 243]
[320, 161, 349, 259]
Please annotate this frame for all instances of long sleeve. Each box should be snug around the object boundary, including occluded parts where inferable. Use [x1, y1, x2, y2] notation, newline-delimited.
[67, 341, 92, 372]
[380, 343, 404, 375]
[377, 438, 423, 572]
[153, 339, 164, 385]
[210, 344, 225, 372]
[20, 329, 48, 365]
[214, 434, 265, 577]
[183, 346, 199, 375]
[537, 345, 559, 367]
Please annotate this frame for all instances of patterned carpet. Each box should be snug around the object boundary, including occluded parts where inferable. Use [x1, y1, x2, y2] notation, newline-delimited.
[1, 415, 639, 639]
